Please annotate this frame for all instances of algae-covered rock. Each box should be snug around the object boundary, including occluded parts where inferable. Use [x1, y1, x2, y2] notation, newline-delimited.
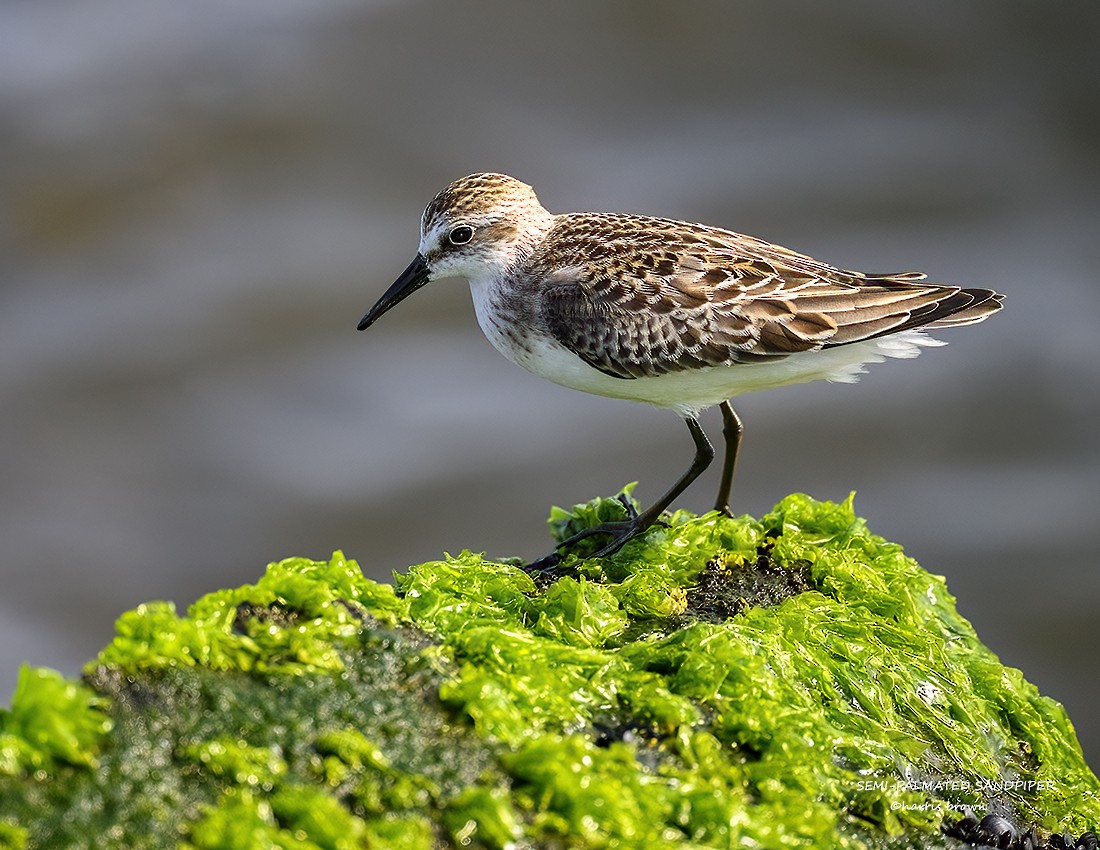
[1, 493, 1097, 849]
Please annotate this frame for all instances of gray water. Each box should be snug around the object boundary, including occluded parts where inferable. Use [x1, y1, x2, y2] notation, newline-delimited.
[3, 0, 1099, 766]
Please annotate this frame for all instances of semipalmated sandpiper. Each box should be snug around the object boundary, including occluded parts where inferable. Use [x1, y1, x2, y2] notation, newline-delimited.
[359, 173, 1003, 567]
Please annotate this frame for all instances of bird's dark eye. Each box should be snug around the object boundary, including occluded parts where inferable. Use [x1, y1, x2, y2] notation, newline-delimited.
[448, 225, 474, 245]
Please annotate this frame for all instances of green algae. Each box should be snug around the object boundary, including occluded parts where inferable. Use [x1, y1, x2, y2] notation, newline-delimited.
[443, 786, 522, 850]
[181, 738, 288, 789]
[95, 552, 406, 674]
[0, 666, 111, 775]
[0, 493, 1097, 848]
[1, 617, 498, 849]
[0, 822, 27, 850]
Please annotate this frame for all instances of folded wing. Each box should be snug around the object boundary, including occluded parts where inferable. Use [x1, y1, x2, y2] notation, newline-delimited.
[536, 214, 1003, 380]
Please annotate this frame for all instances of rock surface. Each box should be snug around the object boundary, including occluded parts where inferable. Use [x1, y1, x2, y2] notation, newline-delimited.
[1, 493, 1097, 849]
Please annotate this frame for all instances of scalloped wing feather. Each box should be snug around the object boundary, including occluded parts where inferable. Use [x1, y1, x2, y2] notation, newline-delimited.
[534, 213, 1002, 380]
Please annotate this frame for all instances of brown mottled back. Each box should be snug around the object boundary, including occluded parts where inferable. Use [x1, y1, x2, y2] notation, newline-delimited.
[530, 212, 1002, 380]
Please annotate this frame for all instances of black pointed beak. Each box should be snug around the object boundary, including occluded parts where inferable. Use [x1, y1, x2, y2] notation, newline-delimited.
[357, 254, 430, 330]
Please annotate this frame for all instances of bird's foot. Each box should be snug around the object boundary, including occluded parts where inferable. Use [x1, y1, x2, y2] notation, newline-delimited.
[523, 551, 563, 574]
[554, 517, 640, 553]
[521, 489, 656, 578]
[555, 511, 666, 559]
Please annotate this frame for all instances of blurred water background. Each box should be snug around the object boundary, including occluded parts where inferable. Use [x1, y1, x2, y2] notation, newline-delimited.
[2, 1, 1098, 764]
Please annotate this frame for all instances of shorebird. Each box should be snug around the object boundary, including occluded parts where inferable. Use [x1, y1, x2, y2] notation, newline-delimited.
[358, 173, 1002, 567]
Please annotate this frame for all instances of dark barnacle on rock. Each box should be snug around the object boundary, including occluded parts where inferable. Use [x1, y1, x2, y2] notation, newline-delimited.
[1050, 830, 1100, 850]
[946, 813, 1017, 849]
[947, 815, 1099, 850]
[977, 814, 1019, 849]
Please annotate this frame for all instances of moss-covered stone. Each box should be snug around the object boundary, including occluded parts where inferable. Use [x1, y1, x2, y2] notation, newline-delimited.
[0, 493, 1096, 849]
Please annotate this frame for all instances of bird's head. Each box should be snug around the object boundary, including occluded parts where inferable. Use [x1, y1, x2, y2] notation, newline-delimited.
[358, 173, 553, 330]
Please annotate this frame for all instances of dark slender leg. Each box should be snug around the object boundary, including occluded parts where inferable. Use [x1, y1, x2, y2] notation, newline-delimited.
[526, 417, 715, 571]
[713, 400, 743, 517]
